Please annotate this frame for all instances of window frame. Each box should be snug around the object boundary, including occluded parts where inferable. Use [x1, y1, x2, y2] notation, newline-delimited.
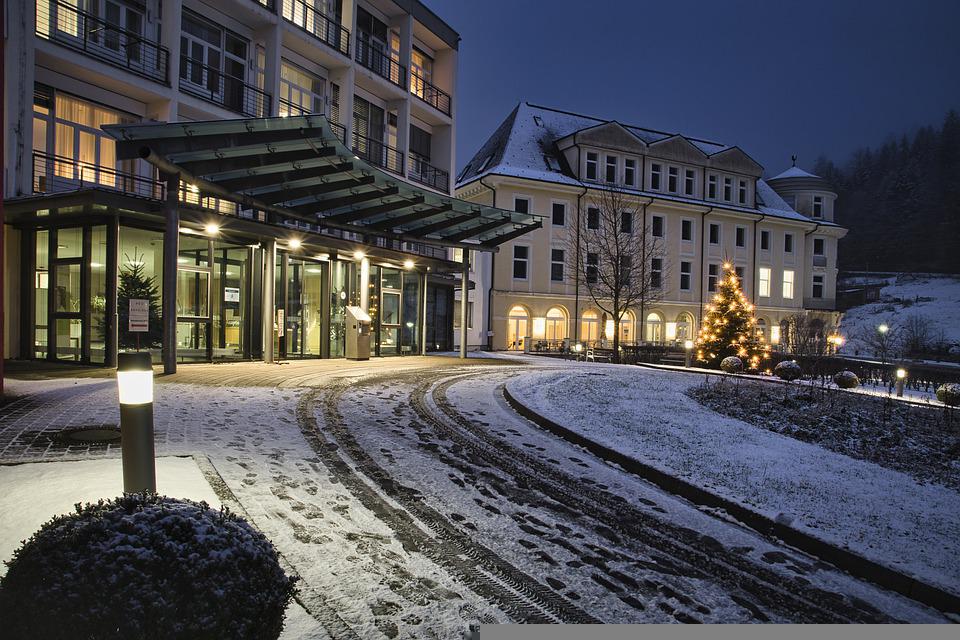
[784, 232, 794, 254]
[620, 210, 633, 234]
[813, 195, 824, 218]
[758, 267, 771, 297]
[550, 248, 565, 282]
[812, 274, 824, 298]
[513, 196, 530, 215]
[680, 261, 692, 291]
[624, 158, 637, 187]
[760, 229, 770, 251]
[551, 201, 566, 227]
[709, 223, 720, 245]
[723, 176, 732, 201]
[782, 269, 795, 299]
[605, 155, 618, 183]
[681, 218, 693, 242]
[667, 166, 679, 193]
[684, 168, 695, 196]
[650, 163, 662, 190]
[651, 257, 663, 288]
[586, 252, 599, 284]
[512, 244, 529, 280]
[738, 179, 747, 205]
[708, 263, 719, 292]
[735, 225, 746, 248]
[813, 237, 825, 256]
[586, 206, 600, 230]
[585, 151, 598, 181]
[707, 174, 717, 199]
[652, 215, 664, 238]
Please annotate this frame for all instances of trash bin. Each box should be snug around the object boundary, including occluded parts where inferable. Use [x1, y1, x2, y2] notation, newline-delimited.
[345, 306, 371, 360]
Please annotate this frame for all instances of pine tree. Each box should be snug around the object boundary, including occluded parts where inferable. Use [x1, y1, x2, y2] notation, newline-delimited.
[695, 262, 770, 369]
[117, 250, 163, 349]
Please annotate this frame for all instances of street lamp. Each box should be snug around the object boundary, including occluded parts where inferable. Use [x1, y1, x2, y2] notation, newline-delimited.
[878, 324, 889, 334]
[684, 339, 694, 367]
[896, 368, 906, 397]
[117, 352, 156, 494]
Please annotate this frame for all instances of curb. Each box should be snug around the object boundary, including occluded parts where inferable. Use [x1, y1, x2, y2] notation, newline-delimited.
[501, 385, 960, 615]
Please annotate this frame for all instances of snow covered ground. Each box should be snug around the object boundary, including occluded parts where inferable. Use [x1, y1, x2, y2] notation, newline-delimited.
[838, 273, 960, 356]
[506, 365, 960, 596]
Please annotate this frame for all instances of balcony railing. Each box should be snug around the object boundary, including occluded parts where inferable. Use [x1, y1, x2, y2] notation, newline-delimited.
[179, 57, 271, 118]
[32, 151, 164, 200]
[410, 71, 451, 116]
[278, 99, 346, 143]
[355, 37, 405, 88]
[408, 153, 449, 193]
[352, 132, 404, 176]
[35, 0, 169, 84]
[282, 0, 350, 57]
[329, 121, 347, 144]
[251, 0, 276, 10]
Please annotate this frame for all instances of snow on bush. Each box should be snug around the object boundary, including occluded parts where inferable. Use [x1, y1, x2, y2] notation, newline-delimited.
[936, 383, 960, 407]
[0, 493, 296, 640]
[774, 360, 803, 381]
[720, 356, 743, 373]
[833, 370, 860, 389]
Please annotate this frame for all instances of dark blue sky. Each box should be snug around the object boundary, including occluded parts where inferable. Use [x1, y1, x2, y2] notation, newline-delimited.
[431, 0, 960, 178]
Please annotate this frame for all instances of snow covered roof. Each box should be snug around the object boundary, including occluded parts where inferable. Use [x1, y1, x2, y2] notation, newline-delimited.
[769, 166, 820, 180]
[457, 102, 822, 226]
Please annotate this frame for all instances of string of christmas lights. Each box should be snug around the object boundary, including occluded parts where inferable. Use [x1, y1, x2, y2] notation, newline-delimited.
[695, 262, 771, 369]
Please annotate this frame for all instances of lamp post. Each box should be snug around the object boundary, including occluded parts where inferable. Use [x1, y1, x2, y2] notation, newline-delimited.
[573, 342, 583, 362]
[895, 368, 906, 398]
[117, 352, 156, 494]
[684, 340, 694, 367]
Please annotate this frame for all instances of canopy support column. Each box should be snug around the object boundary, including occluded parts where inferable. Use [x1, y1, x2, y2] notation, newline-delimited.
[262, 239, 276, 364]
[161, 172, 179, 374]
[459, 250, 469, 359]
[420, 271, 428, 355]
[105, 217, 119, 368]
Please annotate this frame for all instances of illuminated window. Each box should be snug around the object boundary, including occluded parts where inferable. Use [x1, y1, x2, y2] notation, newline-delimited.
[782, 270, 795, 299]
[758, 267, 771, 297]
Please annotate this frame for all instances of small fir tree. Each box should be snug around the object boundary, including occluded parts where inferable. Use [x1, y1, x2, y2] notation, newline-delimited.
[117, 250, 163, 349]
[695, 262, 770, 369]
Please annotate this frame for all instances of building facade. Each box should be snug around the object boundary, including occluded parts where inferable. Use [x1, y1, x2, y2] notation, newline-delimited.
[455, 103, 847, 352]
[1, 0, 537, 367]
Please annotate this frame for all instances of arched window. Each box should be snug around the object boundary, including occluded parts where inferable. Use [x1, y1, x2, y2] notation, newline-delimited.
[580, 310, 600, 344]
[676, 312, 694, 342]
[545, 307, 567, 341]
[756, 317, 767, 341]
[506, 305, 529, 351]
[619, 310, 635, 343]
[645, 312, 664, 343]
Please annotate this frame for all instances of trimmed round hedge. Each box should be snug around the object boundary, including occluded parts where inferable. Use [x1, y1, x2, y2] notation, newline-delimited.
[720, 356, 743, 374]
[0, 493, 296, 640]
[936, 383, 960, 407]
[833, 370, 860, 389]
[774, 360, 803, 381]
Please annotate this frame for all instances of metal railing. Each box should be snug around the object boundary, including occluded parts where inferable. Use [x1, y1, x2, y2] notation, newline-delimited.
[410, 71, 451, 116]
[329, 121, 347, 144]
[179, 57, 271, 118]
[277, 99, 346, 143]
[32, 151, 164, 199]
[355, 37, 405, 88]
[282, 0, 350, 57]
[352, 131, 404, 176]
[35, 0, 169, 84]
[408, 153, 449, 192]
[251, 0, 276, 10]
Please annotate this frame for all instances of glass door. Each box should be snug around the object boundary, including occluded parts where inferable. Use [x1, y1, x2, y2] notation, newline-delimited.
[378, 268, 402, 355]
[212, 244, 249, 360]
[48, 227, 84, 362]
[176, 235, 211, 362]
[277, 255, 327, 359]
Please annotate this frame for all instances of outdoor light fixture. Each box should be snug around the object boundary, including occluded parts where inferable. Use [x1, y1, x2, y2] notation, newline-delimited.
[317, 253, 330, 261]
[353, 250, 365, 260]
[288, 238, 302, 250]
[895, 367, 907, 397]
[204, 222, 220, 235]
[684, 339, 694, 367]
[116, 352, 156, 494]
[404, 259, 415, 269]
[878, 323, 889, 334]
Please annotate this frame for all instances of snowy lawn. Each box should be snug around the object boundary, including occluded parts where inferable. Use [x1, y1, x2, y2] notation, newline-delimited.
[506, 365, 960, 596]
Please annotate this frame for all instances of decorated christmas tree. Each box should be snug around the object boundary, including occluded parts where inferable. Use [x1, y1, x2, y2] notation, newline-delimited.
[695, 262, 770, 369]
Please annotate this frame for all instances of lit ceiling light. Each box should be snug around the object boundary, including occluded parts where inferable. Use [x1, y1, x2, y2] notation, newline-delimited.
[403, 259, 415, 270]
[204, 222, 220, 235]
[353, 250, 365, 260]
[317, 253, 330, 261]
[288, 238, 302, 250]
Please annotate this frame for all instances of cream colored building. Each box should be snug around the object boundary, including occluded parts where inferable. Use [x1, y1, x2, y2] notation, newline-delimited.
[455, 103, 847, 352]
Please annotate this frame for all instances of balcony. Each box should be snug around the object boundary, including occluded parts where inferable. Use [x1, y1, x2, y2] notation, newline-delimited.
[410, 72, 451, 116]
[35, 0, 169, 85]
[355, 38, 406, 89]
[408, 153, 449, 193]
[32, 151, 164, 200]
[282, 0, 350, 57]
[352, 132, 404, 176]
[179, 58, 271, 118]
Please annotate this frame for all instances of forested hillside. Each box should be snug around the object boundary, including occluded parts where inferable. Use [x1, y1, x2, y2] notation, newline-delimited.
[813, 110, 960, 273]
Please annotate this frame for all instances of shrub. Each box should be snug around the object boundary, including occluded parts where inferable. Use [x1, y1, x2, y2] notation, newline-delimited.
[936, 383, 960, 407]
[0, 494, 296, 640]
[833, 370, 860, 389]
[720, 356, 743, 374]
[774, 360, 803, 381]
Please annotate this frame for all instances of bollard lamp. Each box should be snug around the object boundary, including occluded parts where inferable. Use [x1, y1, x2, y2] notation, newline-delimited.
[684, 340, 694, 367]
[117, 352, 157, 494]
[895, 368, 906, 398]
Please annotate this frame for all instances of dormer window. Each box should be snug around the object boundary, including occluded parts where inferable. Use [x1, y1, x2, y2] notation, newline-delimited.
[605, 155, 618, 183]
[738, 179, 747, 205]
[723, 177, 732, 201]
[684, 169, 695, 196]
[813, 196, 823, 218]
[707, 174, 717, 199]
[624, 158, 636, 187]
[585, 151, 598, 181]
[477, 154, 492, 173]
[668, 167, 679, 193]
[651, 163, 662, 190]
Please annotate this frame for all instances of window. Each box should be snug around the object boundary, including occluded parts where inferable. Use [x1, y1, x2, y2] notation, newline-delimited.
[651, 258, 662, 288]
[545, 307, 567, 340]
[605, 155, 618, 183]
[784, 233, 794, 253]
[410, 46, 434, 100]
[585, 151, 598, 180]
[586, 253, 599, 284]
[513, 245, 529, 279]
[551, 249, 564, 282]
[624, 158, 637, 186]
[552, 202, 566, 226]
[738, 179, 747, 204]
[735, 266, 745, 281]
[620, 256, 632, 285]
[668, 167, 679, 192]
[813, 274, 824, 298]
[651, 163, 662, 190]
[586, 207, 600, 230]
[782, 269, 795, 299]
[684, 169, 695, 196]
[723, 177, 732, 201]
[476, 154, 492, 173]
[813, 196, 823, 218]
[514, 197, 530, 214]
[760, 229, 770, 251]
[279, 60, 325, 116]
[708, 264, 719, 292]
[681, 219, 693, 241]
[620, 211, 633, 234]
[813, 237, 825, 255]
[707, 174, 717, 199]
[680, 261, 692, 291]
[180, 12, 249, 114]
[709, 223, 720, 245]
[758, 267, 771, 297]
[652, 215, 664, 238]
[735, 226, 746, 248]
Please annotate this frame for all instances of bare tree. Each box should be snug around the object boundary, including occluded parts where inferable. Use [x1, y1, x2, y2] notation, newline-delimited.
[900, 313, 933, 356]
[783, 313, 834, 359]
[566, 187, 668, 363]
[855, 322, 901, 365]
